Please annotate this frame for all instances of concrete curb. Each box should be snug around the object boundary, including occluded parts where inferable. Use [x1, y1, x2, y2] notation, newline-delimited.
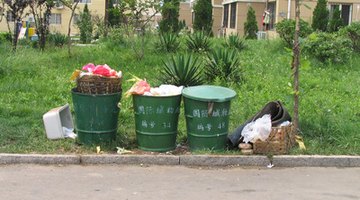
[1, 154, 360, 167]
[0, 154, 80, 165]
[81, 155, 180, 165]
[179, 155, 269, 166]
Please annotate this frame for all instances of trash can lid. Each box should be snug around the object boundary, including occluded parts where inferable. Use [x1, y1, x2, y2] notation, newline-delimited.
[182, 85, 236, 102]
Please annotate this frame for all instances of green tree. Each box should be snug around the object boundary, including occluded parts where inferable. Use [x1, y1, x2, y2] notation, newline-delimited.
[328, 6, 343, 32]
[276, 19, 312, 47]
[77, 4, 93, 44]
[107, 0, 124, 27]
[244, 6, 258, 39]
[3, 0, 30, 51]
[193, 0, 212, 34]
[159, 0, 180, 33]
[312, 0, 329, 32]
[60, 0, 80, 57]
[29, 0, 55, 50]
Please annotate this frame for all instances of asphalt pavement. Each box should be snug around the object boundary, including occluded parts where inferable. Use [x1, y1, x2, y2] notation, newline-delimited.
[1, 164, 360, 200]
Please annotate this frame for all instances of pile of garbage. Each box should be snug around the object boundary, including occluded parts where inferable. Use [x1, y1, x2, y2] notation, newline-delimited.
[71, 63, 123, 80]
[71, 63, 123, 95]
[125, 77, 183, 97]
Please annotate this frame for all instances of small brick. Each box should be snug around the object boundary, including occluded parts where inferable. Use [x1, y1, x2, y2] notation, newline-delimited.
[238, 143, 253, 150]
[241, 149, 254, 155]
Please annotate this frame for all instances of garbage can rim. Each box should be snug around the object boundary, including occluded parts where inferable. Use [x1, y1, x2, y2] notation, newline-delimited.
[182, 85, 236, 102]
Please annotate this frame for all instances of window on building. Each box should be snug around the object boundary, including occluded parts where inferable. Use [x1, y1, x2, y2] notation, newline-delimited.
[230, 2, 236, 29]
[74, 0, 91, 3]
[223, 4, 229, 28]
[192, 12, 195, 25]
[268, 2, 276, 30]
[6, 11, 14, 22]
[50, 13, 62, 24]
[73, 14, 80, 24]
[330, 4, 352, 26]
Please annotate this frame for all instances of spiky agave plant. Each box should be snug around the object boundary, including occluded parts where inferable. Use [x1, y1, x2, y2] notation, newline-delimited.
[222, 34, 246, 52]
[156, 32, 180, 53]
[185, 31, 212, 53]
[205, 48, 242, 83]
[160, 54, 204, 86]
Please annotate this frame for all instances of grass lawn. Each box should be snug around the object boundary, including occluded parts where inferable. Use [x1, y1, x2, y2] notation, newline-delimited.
[0, 38, 359, 155]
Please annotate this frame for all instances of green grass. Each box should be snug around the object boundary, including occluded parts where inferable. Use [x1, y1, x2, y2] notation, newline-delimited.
[0, 37, 359, 155]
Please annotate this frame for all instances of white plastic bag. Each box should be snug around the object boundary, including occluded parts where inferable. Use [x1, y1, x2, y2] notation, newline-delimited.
[241, 114, 272, 143]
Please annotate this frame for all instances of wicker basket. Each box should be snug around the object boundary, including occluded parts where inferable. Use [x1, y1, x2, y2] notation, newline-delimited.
[253, 124, 295, 155]
[76, 75, 122, 94]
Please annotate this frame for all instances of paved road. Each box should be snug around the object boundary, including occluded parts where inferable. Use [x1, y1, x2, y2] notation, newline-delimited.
[1, 165, 360, 200]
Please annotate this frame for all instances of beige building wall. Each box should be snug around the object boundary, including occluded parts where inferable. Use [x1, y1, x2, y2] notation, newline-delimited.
[179, 2, 193, 30]
[220, 0, 360, 37]
[212, 0, 223, 36]
[223, 1, 265, 37]
[275, 0, 360, 25]
[52, 1, 105, 35]
[179, 0, 224, 36]
[0, 1, 105, 36]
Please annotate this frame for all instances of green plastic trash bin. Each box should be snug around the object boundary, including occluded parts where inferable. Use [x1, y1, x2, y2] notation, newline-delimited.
[133, 94, 181, 152]
[71, 88, 121, 145]
[182, 85, 236, 151]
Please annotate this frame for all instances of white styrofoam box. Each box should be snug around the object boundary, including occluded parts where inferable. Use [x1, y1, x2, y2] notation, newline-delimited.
[43, 104, 74, 139]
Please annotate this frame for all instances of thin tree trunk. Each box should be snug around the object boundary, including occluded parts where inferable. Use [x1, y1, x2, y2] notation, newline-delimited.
[292, 0, 300, 133]
[12, 19, 18, 51]
[67, 1, 79, 57]
[6, 17, 12, 43]
[104, 0, 109, 37]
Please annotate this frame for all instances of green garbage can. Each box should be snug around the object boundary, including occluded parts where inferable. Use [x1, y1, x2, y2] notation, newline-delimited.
[182, 85, 236, 151]
[133, 94, 181, 152]
[71, 88, 121, 145]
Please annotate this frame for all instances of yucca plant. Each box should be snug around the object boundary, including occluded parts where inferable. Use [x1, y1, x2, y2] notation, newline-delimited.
[160, 54, 204, 86]
[156, 32, 180, 53]
[205, 48, 242, 83]
[185, 31, 212, 53]
[222, 35, 246, 52]
[48, 32, 67, 47]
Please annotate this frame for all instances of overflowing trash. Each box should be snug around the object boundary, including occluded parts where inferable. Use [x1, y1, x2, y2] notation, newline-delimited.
[231, 101, 297, 155]
[144, 85, 184, 96]
[116, 147, 132, 155]
[62, 127, 77, 139]
[71, 63, 123, 80]
[125, 78, 151, 97]
[228, 101, 292, 148]
[125, 77, 183, 97]
[241, 114, 272, 143]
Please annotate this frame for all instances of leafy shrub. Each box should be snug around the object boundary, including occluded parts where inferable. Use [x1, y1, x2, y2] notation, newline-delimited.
[276, 19, 312, 47]
[244, 6, 258, 39]
[160, 54, 204, 86]
[185, 31, 212, 53]
[159, 0, 180, 33]
[0, 66, 5, 79]
[222, 34, 246, 52]
[303, 32, 352, 64]
[205, 48, 242, 83]
[48, 32, 67, 47]
[76, 4, 93, 44]
[0, 32, 11, 44]
[339, 22, 360, 52]
[328, 6, 344, 33]
[312, 0, 329, 32]
[104, 27, 128, 49]
[155, 32, 180, 53]
[193, 0, 213, 34]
